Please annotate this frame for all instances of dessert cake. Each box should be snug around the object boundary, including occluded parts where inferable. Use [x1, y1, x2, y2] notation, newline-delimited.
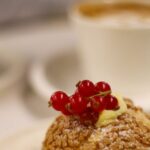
[43, 80, 150, 150]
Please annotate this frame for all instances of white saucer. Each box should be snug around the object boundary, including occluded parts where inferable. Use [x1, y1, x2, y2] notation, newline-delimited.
[0, 118, 54, 150]
[29, 50, 83, 100]
[28, 49, 150, 112]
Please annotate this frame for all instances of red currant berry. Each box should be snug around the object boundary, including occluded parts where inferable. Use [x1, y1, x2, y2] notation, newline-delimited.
[95, 81, 111, 93]
[61, 107, 72, 115]
[74, 88, 80, 96]
[50, 91, 69, 111]
[80, 108, 99, 124]
[70, 93, 88, 114]
[91, 96, 107, 112]
[104, 95, 119, 110]
[77, 80, 96, 97]
[89, 111, 99, 123]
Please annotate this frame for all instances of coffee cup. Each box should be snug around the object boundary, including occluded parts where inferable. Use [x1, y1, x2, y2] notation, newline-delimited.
[71, 0, 150, 102]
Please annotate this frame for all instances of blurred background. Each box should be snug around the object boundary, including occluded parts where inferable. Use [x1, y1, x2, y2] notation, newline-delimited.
[0, 0, 150, 144]
[0, 0, 80, 141]
[0, 0, 76, 25]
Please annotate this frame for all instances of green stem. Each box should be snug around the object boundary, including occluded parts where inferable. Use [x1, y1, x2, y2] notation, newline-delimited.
[89, 91, 111, 99]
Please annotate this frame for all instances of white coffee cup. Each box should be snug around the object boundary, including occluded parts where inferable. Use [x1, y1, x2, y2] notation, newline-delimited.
[71, 0, 150, 103]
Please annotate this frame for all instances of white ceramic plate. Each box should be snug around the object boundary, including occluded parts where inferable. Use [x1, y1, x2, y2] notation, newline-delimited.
[0, 118, 54, 150]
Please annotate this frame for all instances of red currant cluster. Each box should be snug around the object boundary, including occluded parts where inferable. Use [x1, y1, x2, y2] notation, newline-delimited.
[49, 80, 118, 122]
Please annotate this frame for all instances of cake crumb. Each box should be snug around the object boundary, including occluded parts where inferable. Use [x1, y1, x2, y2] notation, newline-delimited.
[43, 99, 150, 150]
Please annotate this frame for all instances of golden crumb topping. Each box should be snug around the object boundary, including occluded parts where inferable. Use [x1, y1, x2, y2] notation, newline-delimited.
[43, 99, 150, 150]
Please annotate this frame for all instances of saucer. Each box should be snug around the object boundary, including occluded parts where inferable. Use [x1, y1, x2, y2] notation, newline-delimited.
[28, 49, 83, 100]
[28, 49, 150, 112]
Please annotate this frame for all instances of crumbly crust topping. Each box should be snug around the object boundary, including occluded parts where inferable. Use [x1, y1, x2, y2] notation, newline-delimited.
[43, 116, 94, 150]
[43, 99, 150, 150]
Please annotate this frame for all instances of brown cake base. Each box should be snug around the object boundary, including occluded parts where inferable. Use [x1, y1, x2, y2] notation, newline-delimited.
[43, 99, 150, 150]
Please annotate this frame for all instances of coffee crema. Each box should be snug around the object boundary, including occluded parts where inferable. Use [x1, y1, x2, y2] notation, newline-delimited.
[78, 3, 150, 26]
[79, 3, 150, 17]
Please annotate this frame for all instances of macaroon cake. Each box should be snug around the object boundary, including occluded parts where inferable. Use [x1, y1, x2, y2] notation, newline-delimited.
[43, 80, 150, 150]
